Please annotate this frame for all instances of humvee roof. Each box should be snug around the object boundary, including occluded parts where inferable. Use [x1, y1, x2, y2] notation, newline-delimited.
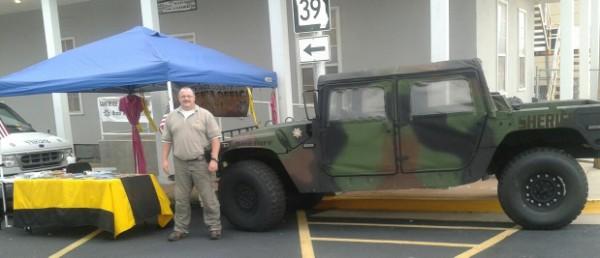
[318, 58, 484, 84]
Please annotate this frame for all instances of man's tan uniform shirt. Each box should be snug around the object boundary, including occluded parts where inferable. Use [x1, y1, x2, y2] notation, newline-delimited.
[161, 105, 221, 161]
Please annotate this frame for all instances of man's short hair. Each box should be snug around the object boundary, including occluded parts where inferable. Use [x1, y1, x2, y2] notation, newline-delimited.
[178, 86, 195, 96]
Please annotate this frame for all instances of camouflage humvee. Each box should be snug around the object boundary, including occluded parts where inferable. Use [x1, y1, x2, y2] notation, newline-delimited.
[218, 59, 592, 231]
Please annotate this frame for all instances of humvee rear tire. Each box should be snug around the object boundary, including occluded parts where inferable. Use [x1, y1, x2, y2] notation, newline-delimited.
[219, 160, 286, 231]
[498, 148, 588, 230]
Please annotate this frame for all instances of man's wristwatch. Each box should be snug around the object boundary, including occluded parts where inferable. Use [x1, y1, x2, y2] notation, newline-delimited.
[210, 157, 219, 163]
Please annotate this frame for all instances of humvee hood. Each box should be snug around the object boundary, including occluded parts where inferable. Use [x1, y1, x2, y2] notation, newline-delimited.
[224, 121, 312, 154]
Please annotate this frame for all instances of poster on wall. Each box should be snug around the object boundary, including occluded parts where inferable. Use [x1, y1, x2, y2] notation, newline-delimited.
[158, 0, 197, 14]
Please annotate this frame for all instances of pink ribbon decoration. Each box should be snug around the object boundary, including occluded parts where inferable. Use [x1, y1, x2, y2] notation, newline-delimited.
[270, 90, 278, 125]
[119, 95, 147, 174]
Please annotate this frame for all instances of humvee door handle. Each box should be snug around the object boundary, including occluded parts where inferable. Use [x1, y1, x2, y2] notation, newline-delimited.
[303, 143, 315, 148]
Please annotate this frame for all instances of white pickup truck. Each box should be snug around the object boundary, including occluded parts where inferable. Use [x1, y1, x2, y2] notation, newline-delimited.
[0, 102, 75, 201]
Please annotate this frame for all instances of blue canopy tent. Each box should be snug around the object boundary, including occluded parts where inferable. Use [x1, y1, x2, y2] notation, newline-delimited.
[0, 26, 277, 174]
[0, 26, 276, 95]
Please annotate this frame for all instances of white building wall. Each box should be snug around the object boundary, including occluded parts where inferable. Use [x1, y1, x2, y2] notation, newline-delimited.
[450, 0, 477, 60]
[476, 0, 498, 92]
[508, 0, 535, 101]
[0, 0, 536, 149]
[0, 10, 58, 135]
[476, 0, 535, 102]
[332, 0, 431, 71]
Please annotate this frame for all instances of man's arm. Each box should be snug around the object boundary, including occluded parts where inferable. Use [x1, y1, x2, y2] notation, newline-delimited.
[210, 137, 220, 160]
[208, 137, 220, 173]
[161, 142, 172, 174]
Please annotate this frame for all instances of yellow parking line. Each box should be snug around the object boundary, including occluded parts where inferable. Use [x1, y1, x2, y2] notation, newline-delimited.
[48, 229, 102, 258]
[454, 226, 520, 258]
[584, 200, 600, 214]
[309, 221, 509, 231]
[297, 210, 315, 258]
[312, 237, 476, 248]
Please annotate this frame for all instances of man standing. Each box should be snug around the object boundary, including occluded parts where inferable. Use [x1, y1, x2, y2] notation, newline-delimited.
[161, 87, 222, 241]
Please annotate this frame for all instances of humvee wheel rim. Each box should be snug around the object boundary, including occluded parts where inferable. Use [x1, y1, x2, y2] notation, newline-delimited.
[524, 172, 566, 210]
[234, 183, 258, 211]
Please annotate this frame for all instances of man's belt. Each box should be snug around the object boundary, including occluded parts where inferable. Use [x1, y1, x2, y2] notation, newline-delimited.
[186, 156, 205, 162]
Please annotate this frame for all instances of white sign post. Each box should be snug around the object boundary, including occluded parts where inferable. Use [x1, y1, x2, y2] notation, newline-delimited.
[298, 36, 331, 63]
[292, 0, 331, 33]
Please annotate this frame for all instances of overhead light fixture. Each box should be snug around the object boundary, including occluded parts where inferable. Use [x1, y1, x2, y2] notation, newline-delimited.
[14, 0, 22, 4]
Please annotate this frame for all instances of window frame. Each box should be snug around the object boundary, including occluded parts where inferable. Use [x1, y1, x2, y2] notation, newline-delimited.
[171, 32, 196, 44]
[517, 8, 527, 92]
[61, 37, 85, 115]
[325, 83, 389, 123]
[408, 76, 476, 118]
[67, 92, 85, 115]
[497, 0, 509, 93]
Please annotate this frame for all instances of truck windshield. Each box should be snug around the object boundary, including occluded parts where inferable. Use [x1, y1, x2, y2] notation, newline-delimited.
[0, 105, 35, 133]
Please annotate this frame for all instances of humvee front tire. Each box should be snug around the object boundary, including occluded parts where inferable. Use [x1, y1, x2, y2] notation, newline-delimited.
[498, 148, 588, 230]
[219, 160, 286, 231]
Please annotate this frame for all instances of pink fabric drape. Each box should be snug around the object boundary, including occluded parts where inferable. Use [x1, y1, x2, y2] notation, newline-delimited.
[119, 95, 147, 174]
[270, 90, 278, 124]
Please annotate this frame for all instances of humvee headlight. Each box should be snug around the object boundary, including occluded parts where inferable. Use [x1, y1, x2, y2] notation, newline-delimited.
[2, 154, 18, 168]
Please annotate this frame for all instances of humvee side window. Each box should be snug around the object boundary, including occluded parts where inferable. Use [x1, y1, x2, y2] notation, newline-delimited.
[359, 88, 386, 118]
[410, 79, 474, 116]
[328, 85, 386, 121]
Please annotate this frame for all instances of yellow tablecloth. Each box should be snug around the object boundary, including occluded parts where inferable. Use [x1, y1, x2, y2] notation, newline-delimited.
[12, 174, 172, 237]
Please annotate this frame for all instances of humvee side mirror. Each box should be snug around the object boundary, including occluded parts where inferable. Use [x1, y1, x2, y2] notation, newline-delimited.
[303, 90, 318, 121]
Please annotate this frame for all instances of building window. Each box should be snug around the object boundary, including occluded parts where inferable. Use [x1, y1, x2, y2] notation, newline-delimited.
[497, 0, 508, 92]
[61, 38, 84, 115]
[518, 9, 527, 91]
[171, 32, 196, 44]
[298, 6, 341, 104]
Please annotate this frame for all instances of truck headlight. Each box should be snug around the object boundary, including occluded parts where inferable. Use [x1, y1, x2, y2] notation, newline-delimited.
[2, 154, 18, 168]
[63, 149, 76, 164]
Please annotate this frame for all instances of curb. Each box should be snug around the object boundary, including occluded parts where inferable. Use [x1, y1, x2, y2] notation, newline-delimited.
[316, 197, 600, 214]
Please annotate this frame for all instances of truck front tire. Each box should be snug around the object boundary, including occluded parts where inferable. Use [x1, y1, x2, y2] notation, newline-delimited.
[498, 148, 588, 230]
[219, 160, 286, 231]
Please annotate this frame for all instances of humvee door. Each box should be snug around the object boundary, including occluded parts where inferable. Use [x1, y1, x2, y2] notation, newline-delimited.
[320, 79, 397, 176]
[398, 73, 487, 172]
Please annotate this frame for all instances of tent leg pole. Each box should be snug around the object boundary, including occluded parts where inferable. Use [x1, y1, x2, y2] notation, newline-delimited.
[167, 81, 175, 111]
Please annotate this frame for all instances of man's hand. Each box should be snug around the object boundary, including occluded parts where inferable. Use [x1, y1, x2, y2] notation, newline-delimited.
[208, 160, 218, 173]
[162, 159, 171, 175]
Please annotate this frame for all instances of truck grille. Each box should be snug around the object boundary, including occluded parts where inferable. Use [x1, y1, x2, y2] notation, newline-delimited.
[20, 151, 64, 170]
